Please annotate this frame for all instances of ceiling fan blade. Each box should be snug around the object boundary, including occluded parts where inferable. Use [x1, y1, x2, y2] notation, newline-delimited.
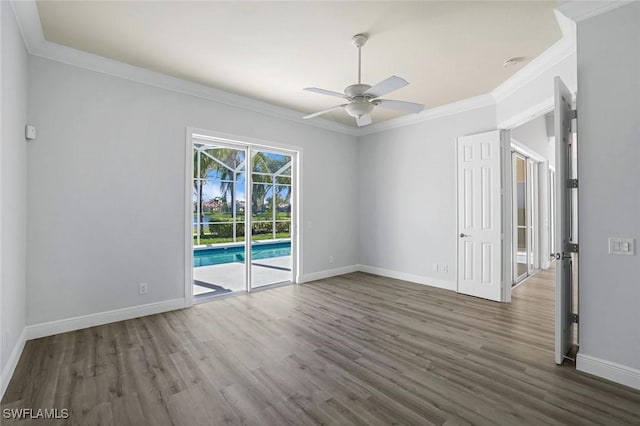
[375, 99, 425, 114]
[355, 113, 372, 127]
[302, 104, 347, 120]
[364, 76, 409, 98]
[303, 87, 346, 98]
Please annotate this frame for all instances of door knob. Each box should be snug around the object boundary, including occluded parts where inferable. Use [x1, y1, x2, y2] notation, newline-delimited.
[460, 233, 469, 238]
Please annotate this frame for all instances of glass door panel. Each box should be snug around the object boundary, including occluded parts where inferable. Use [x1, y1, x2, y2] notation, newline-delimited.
[514, 154, 529, 281]
[528, 160, 537, 272]
[250, 149, 293, 289]
[192, 143, 247, 297]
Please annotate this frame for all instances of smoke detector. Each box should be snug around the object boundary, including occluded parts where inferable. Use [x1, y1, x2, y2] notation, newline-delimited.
[503, 56, 525, 68]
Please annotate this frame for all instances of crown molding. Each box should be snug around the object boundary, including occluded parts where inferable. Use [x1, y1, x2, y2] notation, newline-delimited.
[556, 0, 636, 23]
[9, 1, 358, 137]
[498, 96, 554, 130]
[11, 0, 582, 138]
[9, 0, 44, 50]
[358, 94, 495, 137]
[491, 10, 576, 104]
[33, 40, 359, 136]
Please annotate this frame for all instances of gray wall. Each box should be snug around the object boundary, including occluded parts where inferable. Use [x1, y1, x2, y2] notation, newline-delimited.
[357, 106, 497, 287]
[577, 2, 640, 371]
[1, 1, 28, 377]
[26, 57, 359, 326]
[511, 114, 555, 168]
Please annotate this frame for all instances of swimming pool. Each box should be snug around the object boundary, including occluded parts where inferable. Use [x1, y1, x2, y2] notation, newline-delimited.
[193, 241, 291, 268]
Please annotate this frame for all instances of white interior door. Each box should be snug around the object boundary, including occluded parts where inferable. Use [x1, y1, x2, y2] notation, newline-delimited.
[554, 76, 575, 364]
[457, 130, 503, 301]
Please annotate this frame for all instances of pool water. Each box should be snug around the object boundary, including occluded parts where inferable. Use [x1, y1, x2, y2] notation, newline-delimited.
[193, 241, 291, 268]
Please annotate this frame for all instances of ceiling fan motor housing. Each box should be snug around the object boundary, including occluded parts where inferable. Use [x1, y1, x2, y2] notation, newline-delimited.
[345, 84, 371, 98]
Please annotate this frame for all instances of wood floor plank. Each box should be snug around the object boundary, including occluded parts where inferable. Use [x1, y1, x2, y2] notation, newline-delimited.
[3, 266, 640, 425]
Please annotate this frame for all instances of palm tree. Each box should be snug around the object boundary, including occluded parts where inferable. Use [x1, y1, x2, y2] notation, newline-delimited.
[193, 146, 215, 237]
[196, 148, 292, 240]
[211, 148, 244, 220]
[251, 153, 292, 238]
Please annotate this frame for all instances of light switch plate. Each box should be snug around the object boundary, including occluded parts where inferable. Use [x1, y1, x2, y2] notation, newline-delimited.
[25, 124, 37, 140]
[608, 237, 635, 256]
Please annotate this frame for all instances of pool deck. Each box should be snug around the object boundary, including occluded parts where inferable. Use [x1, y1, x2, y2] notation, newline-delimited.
[193, 255, 292, 296]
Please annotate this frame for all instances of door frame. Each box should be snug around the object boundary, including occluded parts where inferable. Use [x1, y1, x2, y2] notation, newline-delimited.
[496, 80, 577, 365]
[184, 127, 302, 307]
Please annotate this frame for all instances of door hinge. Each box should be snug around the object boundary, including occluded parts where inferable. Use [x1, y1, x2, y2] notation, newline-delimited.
[567, 179, 578, 189]
[569, 313, 579, 324]
[571, 109, 577, 120]
[565, 243, 579, 253]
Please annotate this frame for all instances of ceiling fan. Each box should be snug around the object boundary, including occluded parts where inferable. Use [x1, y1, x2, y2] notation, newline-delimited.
[302, 34, 424, 127]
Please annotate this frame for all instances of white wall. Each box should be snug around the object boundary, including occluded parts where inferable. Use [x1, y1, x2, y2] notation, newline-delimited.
[357, 106, 496, 288]
[26, 56, 359, 326]
[576, 2, 640, 381]
[1, 1, 28, 389]
[511, 114, 555, 168]
[496, 52, 576, 129]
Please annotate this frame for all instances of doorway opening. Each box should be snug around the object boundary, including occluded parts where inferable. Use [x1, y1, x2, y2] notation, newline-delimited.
[508, 97, 579, 365]
[460, 79, 578, 365]
[509, 110, 556, 289]
[188, 133, 298, 302]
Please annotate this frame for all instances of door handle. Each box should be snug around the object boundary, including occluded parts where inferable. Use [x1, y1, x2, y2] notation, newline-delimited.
[460, 233, 470, 238]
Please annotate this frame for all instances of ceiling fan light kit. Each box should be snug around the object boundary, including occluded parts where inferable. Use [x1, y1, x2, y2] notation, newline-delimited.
[303, 34, 425, 127]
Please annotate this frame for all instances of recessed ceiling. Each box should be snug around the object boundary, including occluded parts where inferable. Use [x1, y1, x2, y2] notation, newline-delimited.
[36, 1, 562, 127]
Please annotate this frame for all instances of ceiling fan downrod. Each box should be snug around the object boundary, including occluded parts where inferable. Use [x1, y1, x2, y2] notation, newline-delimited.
[352, 34, 368, 85]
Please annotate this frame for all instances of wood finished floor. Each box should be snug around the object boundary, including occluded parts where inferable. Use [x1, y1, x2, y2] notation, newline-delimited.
[3, 268, 640, 425]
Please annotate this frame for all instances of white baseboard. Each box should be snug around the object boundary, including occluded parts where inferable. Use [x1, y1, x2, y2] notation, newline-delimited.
[577, 353, 640, 391]
[1, 328, 26, 400]
[358, 265, 456, 292]
[298, 265, 360, 283]
[26, 298, 186, 340]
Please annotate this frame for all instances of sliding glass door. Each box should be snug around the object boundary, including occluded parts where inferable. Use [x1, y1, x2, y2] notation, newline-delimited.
[191, 138, 296, 299]
[528, 160, 538, 273]
[250, 149, 293, 289]
[192, 143, 247, 296]
[514, 153, 529, 282]
[512, 152, 543, 285]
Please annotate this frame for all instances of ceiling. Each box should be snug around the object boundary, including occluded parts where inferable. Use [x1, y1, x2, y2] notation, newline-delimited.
[36, 1, 562, 127]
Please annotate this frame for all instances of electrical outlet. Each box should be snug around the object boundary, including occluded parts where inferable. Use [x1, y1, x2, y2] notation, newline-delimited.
[328, 255, 334, 264]
[441, 264, 448, 273]
[139, 282, 148, 295]
[432, 263, 438, 272]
